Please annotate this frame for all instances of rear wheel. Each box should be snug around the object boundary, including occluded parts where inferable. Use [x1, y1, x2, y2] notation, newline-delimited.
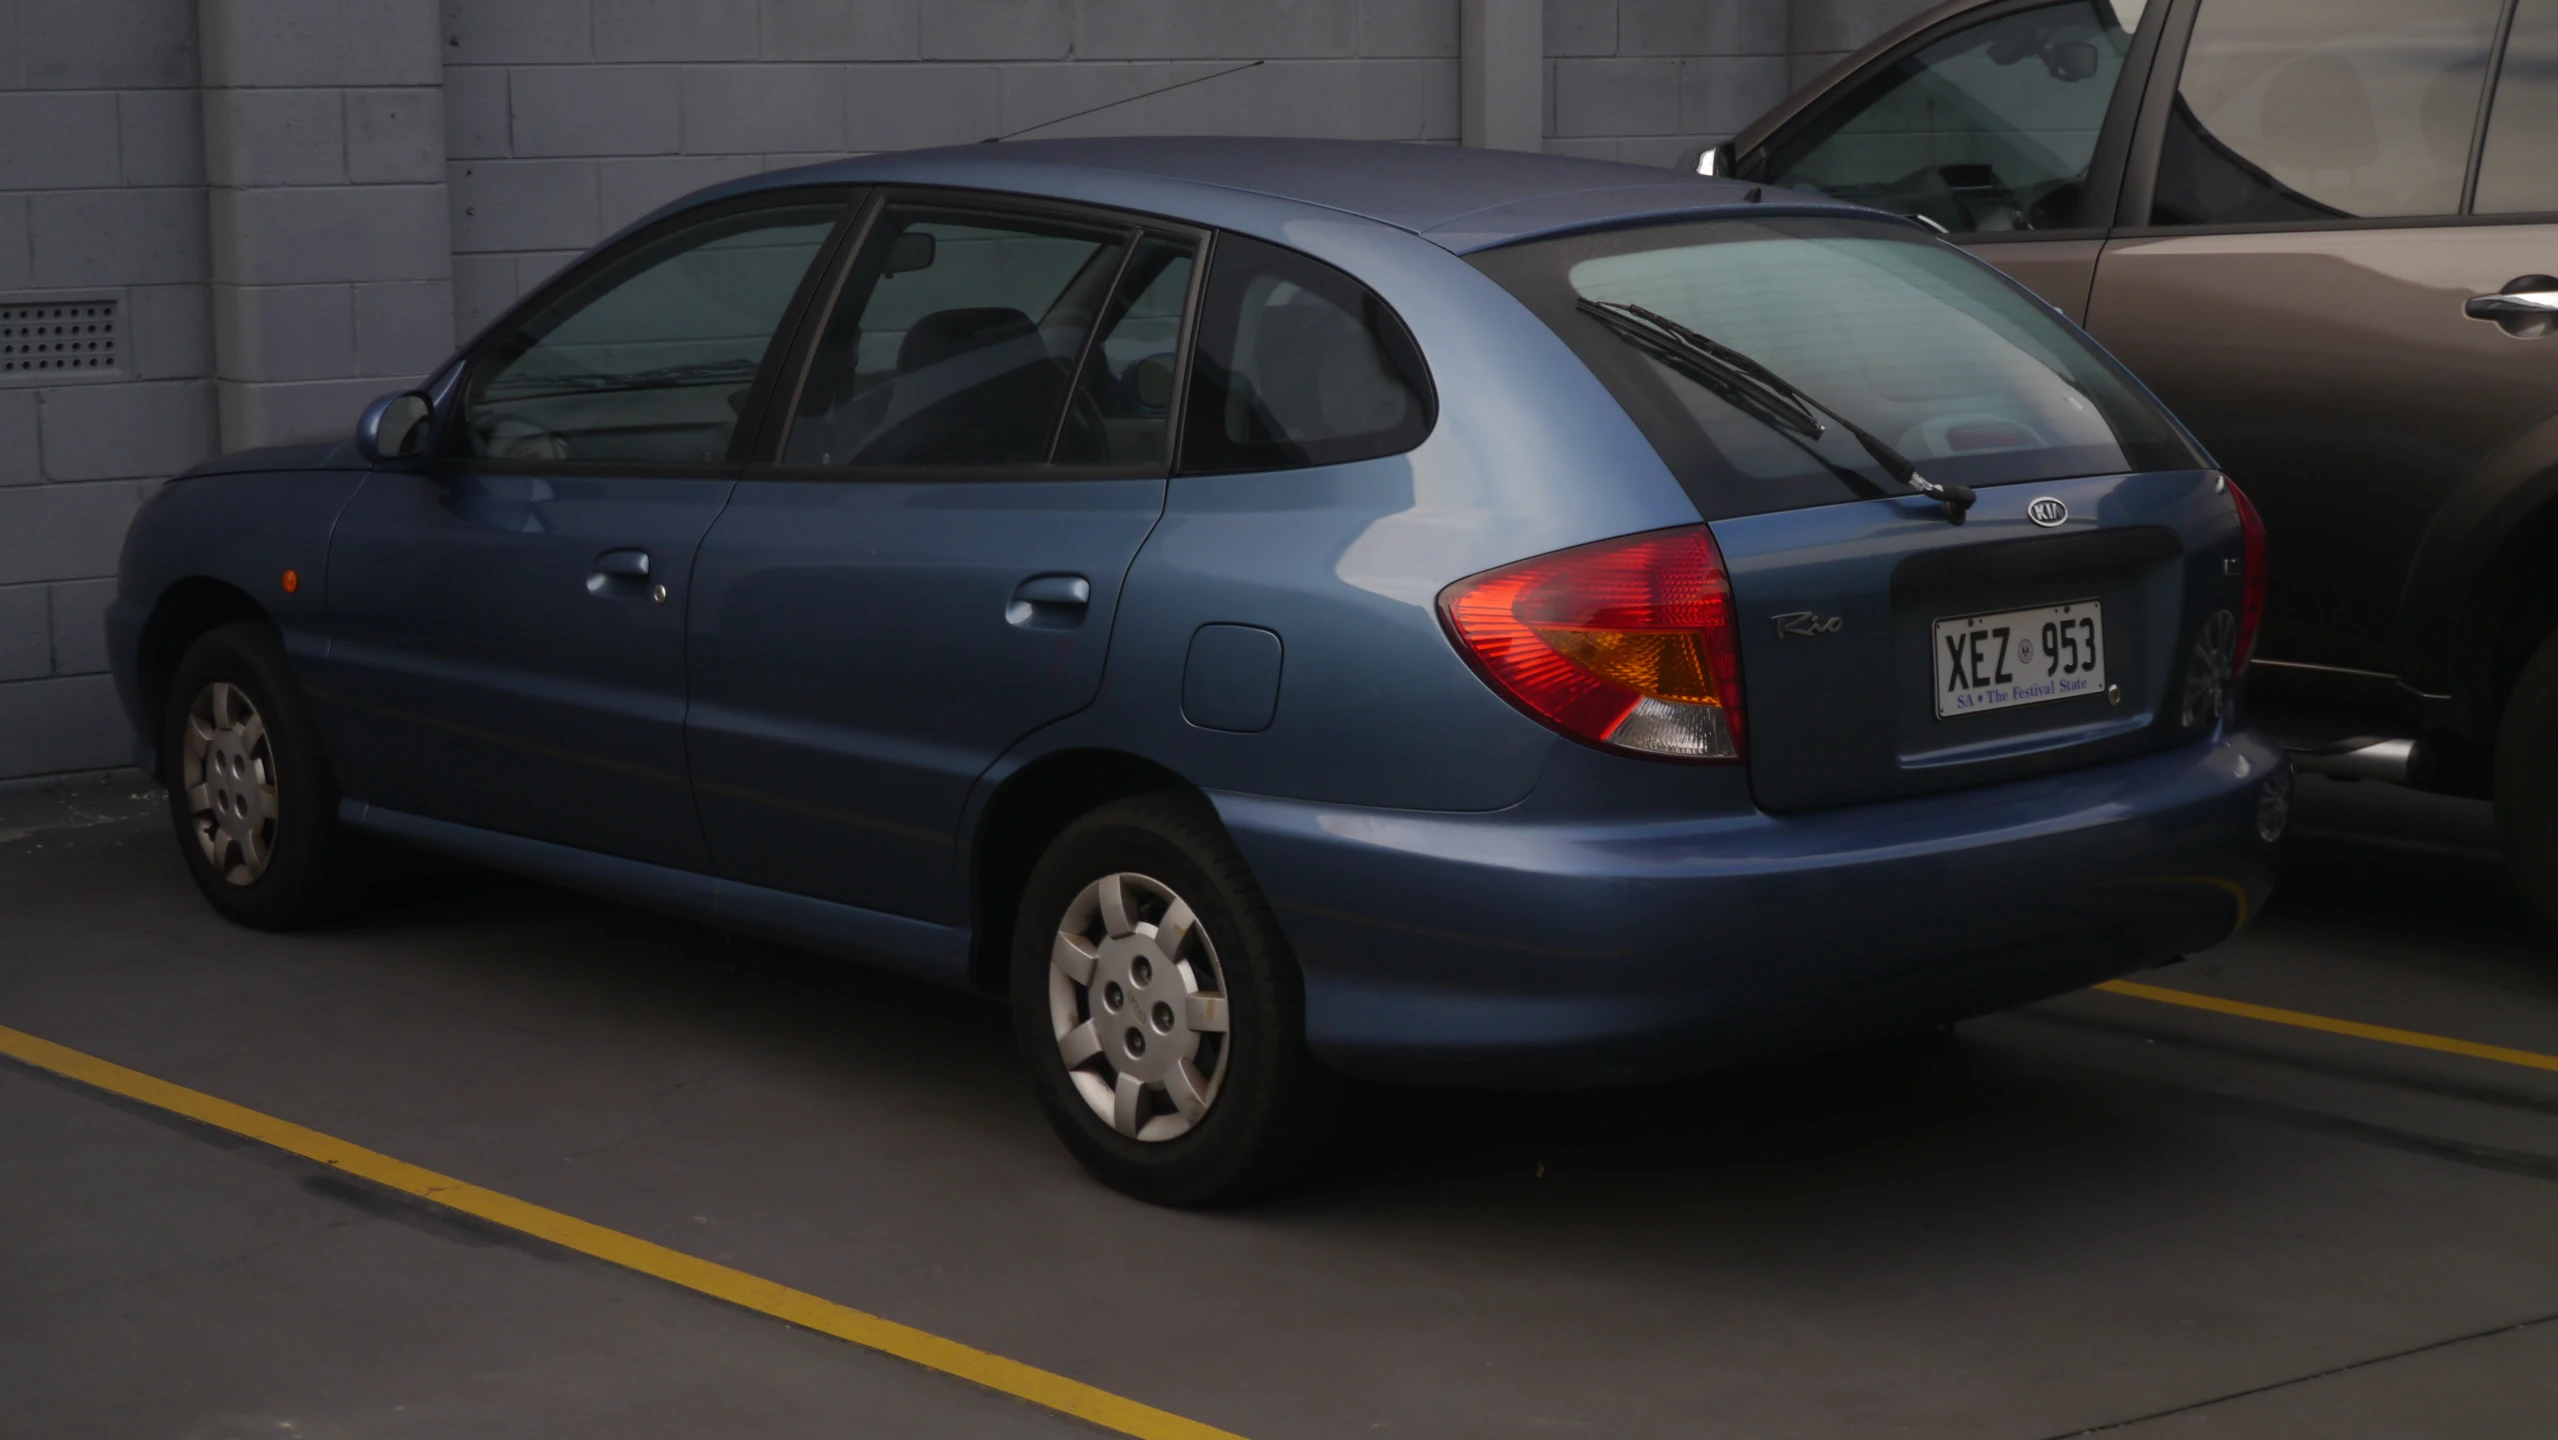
[161, 621, 374, 929]
[1009, 794, 1336, 1205]
[2498, 628, 2558, 944]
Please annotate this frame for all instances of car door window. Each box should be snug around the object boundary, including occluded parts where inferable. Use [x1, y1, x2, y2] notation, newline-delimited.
[1052, 235, 1197, 466]
[459, 201, 846, 466]
[2151, 0, 2502, 225]
[783, 203, 1134, 468]
[2478, 0, 2558, 213]
[1759, 1, 2148, 234]
[1177, 234, 1433, 473]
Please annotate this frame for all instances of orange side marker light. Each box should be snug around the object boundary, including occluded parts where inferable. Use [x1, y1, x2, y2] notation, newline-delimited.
[281, 569, 300, 594]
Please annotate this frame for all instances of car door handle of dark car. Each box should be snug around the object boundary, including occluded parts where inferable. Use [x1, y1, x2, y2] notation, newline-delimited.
[2466, 278, 2558, 337]
[587, 549, 659, 600]
[1007, 574, 1091, 629]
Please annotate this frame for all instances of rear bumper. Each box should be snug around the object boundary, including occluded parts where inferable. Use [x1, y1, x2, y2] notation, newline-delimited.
[1214, 727, 2284, 1087]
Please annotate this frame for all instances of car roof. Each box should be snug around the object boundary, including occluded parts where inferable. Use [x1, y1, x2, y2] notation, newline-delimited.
[719, 137, 1876, 254]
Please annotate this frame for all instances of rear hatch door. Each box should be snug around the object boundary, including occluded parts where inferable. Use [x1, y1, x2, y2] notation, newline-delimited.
[1715, 469, 2247, 812]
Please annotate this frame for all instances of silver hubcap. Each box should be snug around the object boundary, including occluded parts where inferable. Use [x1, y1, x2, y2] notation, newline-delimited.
[2182, 609, 2238, 729]
[182, 681, 279, 886]
[1049, 872, 1231, 1142]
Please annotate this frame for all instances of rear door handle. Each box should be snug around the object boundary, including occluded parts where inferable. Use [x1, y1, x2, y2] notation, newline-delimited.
[1007, 574, 1091, 629]
[587, 548, 662, 601]
[2465, 276, 2558, 336]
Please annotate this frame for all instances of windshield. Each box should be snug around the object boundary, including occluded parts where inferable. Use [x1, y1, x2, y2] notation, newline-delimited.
[1470, 216, 2201, 518]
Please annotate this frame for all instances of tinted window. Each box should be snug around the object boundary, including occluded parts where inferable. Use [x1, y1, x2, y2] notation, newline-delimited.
[1054, 234, 1196, 466]
[460, 201, 844, 465]
[2153, 0, 2500, 225]
[785, 203, 1132, 468]
[1471, 217, 2199, 518]
[1178, 234, 1433, 474]
[2479, 0, 2558, 213]
[1760, 1, 2146, 234]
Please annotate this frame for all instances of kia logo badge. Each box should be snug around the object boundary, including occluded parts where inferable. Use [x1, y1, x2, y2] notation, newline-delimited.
[2027, 497, 2069, 528]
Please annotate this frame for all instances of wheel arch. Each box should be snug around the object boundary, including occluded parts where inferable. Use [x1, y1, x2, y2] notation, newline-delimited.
[964, 747, 1202, 995]
[136, 577, 276, 751]
[2390, 415, 2558, 747]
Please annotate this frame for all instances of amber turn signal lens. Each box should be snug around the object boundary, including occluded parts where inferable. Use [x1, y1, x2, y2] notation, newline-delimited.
[281, 569, 300, 593]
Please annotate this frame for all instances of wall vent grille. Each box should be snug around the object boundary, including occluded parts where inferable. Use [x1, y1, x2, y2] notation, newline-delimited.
[1, 298, 122, 381]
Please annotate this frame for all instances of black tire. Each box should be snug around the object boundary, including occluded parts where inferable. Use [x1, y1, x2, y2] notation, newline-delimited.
[1009, 793, 1337, 1205]
[2499, 628, 2558, 944]
[160, 621, 375, 930]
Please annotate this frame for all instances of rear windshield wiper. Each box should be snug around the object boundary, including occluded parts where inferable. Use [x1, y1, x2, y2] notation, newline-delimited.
[1575, 298, 1977, 522]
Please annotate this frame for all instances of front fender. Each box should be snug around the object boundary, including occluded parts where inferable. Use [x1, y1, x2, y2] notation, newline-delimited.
[111, 468, 371, 768]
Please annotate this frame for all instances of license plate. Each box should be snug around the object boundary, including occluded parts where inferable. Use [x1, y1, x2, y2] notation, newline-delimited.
[1933, 599, 2104, 718]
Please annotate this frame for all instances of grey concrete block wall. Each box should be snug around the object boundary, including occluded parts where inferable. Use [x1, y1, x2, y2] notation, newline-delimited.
[439, 0, 1475, 332]
[201, 0, 455, 454]
[1789, 0, 1938, 88]
[1542, 0, 1794, 164]
[0, 0, 215, 780]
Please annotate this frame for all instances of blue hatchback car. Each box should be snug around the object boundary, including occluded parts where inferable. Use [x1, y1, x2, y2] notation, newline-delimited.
[111, 138, 2284, 1202]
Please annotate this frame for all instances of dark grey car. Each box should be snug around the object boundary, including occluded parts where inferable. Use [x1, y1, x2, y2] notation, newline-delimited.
[1695, 0, 2558, 933]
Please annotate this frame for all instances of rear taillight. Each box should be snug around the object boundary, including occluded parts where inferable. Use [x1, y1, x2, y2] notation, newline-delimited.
[2228, 478, 2267, 678]
[1439, 525, 1746, 761]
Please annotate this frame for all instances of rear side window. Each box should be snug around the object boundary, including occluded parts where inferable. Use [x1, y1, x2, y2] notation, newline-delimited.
[1178, 234, 1433, 474]
[2478, 0, 2558, 213]
[2152, 0, 2503, 225]
[1759, 0, 2146, 234]
[1470, 216, 2201, 519]
[784, 202, 1135, 469]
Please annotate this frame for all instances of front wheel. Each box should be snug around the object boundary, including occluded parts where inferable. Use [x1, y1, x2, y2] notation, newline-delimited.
[161, 621, 375, 930]
[1009, 794, 1336, 1205]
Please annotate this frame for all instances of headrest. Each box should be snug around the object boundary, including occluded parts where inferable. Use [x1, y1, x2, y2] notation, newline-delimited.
[898, 307, 1036, 375]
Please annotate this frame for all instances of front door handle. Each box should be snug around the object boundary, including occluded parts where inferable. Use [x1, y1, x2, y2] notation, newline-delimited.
[2465, 275, 2558, 337]
[1007, 574, 1091, 629]
[587, 548, 662, 601]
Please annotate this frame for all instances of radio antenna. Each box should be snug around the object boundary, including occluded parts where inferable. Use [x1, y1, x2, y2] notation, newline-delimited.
[983, 60, 1266, 143]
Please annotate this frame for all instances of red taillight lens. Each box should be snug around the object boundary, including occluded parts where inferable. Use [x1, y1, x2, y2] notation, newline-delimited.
[1439, 525, 1746, 761]
[2228, 478, 2267, 678]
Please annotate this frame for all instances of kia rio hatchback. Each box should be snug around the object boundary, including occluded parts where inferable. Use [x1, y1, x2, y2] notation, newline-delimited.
[110, 139, 2285, 1203]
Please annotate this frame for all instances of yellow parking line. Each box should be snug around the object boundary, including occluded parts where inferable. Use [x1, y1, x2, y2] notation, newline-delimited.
[0, 1023, 1245, 1440]
[2096, 980, 2558, 1076]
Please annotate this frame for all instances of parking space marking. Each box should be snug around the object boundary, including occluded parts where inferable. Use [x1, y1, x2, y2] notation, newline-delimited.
[2096, 980, 2558, 1076]
[0, 1023, 1247, 1440]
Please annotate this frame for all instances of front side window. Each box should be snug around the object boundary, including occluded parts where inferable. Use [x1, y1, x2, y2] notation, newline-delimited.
[1471, 217, 2200, 518]
[2478, 0, 2558, 213]
[2152, 0, 2502, 225]
[784, 202, 1134, 469]
[1759, 1, 2147, 234]
[1178, 234, 1433, 474]
[460, 200, 847, 465]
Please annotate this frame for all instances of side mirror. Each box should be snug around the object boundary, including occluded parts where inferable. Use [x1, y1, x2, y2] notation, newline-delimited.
[883, 230, 937, 276]
[1674, 142, 1738, 178]
[356, 390, 435, 463]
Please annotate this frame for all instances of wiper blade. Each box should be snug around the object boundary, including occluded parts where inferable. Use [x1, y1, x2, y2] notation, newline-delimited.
[485, 357, 762, 396]
[1575, 298, 1977, 522]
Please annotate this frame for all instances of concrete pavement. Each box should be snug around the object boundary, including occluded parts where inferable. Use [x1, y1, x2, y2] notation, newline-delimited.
[3, 772, 2555, 1439]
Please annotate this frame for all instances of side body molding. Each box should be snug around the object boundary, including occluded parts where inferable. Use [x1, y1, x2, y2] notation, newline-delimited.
[341, 802, 976, 990]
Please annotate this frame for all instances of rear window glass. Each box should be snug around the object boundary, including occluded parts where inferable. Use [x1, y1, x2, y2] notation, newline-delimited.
[1178, 234, 1434, 474]
[1469, 216, 2200, 518]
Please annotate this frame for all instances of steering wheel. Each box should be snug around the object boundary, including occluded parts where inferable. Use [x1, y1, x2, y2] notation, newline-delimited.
[476, 412, 572, 463]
